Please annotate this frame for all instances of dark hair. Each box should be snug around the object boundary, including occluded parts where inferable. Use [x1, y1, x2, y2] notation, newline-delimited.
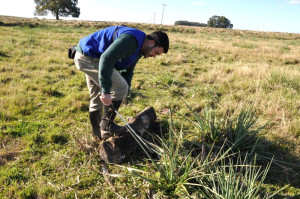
[146, 31, 169, 53]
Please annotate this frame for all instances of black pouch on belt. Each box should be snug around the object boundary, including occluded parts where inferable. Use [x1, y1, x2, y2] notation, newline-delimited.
[68, 45, 77, 59]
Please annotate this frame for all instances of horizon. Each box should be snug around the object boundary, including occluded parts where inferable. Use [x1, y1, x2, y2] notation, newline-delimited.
[0, 0, 300, 34]
[2, 14, 300, 35]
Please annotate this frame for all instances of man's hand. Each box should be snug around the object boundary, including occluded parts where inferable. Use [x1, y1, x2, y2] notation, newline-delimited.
[100, 93, 112, 106]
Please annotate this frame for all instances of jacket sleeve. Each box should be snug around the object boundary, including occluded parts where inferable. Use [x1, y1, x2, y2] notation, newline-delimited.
[99, 34, 138, 94]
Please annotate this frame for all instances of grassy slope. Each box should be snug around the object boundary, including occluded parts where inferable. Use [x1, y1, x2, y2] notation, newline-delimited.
[0, 16, 299, 198]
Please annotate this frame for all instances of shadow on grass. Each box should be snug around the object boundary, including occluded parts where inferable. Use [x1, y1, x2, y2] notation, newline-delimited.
[0, 21, 15, 27]
[124, 89, 147, 104]
[42, 88, 65, 97]
[0, 21, 39, 28]
[0, 52, 10, 58]
[258, 137, 300, 188]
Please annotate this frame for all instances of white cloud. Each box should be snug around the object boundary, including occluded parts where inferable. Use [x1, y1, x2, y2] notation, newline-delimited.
[192, 2, 206, 6]
[288, 0, 300, 4]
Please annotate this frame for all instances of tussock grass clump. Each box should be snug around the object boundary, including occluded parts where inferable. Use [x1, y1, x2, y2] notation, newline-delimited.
[187, 104, 266, 154]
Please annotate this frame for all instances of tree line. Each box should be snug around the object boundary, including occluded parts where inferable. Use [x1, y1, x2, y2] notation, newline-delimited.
[174, 21, 207, 27]
[175, 16, 233, 29]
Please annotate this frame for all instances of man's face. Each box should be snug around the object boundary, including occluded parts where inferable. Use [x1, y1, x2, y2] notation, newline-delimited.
[142, 40, 164, 58]
[144, 46, 164, 58]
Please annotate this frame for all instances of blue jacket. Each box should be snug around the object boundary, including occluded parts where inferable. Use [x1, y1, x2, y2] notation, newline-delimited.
[79, 26, 146, 70]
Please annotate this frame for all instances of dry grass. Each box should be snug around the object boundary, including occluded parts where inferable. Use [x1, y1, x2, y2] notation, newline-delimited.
[0, 15, 299, 197]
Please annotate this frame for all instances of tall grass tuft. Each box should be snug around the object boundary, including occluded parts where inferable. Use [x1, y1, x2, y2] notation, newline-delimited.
[195, 154, 281, 199]
[184, 101, 267, 156]
[225, 107, 267, 154]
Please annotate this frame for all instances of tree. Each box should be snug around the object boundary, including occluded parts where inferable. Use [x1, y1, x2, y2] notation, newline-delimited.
[207, 15, 233, 29]
[34, 0, 80, 20]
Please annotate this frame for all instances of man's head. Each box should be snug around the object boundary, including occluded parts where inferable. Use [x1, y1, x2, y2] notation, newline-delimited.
[141, 30, 169, 58]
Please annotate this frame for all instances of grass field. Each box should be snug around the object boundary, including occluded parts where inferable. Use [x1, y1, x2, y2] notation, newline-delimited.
[0, 16, 299, 198]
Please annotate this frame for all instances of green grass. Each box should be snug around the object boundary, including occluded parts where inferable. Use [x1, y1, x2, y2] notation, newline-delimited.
[0, 15, 299, 198]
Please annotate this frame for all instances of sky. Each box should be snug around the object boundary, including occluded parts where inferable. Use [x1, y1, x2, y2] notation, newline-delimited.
[0, 0, 300, 34]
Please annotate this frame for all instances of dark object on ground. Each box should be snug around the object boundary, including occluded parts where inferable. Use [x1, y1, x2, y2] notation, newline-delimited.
[68, 45, 77, 59]
[99, 106, 157, 163]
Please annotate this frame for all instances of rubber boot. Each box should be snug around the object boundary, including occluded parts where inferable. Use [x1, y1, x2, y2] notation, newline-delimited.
[89, 109, 102, 140]
[100, 100, 126, 140]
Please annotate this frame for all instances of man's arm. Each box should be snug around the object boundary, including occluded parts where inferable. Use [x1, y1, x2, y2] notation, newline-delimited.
[119, 53, 142, 93]
[99, 34, 138, 95]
